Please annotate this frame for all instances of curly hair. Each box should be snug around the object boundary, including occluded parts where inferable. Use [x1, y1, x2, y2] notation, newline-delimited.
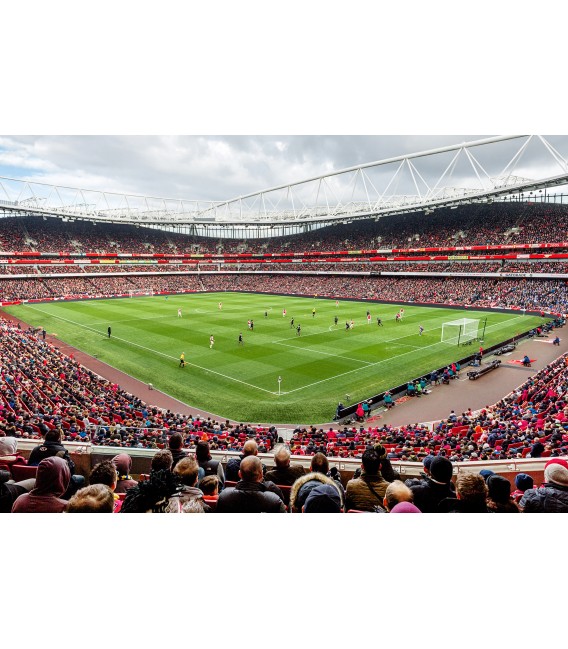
[66, 484, 115, 513]
[89, 460, 117, 488]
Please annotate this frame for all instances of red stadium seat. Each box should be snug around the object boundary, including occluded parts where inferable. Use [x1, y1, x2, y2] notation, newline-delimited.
[11, 464, 38, 481]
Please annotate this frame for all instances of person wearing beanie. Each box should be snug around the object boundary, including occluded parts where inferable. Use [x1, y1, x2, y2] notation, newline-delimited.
[512, 473, 534, 503]
[486, 475, 519, 513]
[544, 458, 568, 471]
[303, 483, 342, 513]
[405, 456, 455, 513]
[479, 469, 495, 483]
[519, 461, 568, 512]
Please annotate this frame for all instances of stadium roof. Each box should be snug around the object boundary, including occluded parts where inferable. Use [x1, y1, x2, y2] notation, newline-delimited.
[1, 135, 568, 228]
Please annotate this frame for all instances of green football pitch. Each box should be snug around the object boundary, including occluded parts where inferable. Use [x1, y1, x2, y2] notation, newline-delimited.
[4, 293, 544, 424]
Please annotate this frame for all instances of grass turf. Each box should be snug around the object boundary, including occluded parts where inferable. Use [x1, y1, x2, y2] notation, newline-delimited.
[4, 293, 544, 424]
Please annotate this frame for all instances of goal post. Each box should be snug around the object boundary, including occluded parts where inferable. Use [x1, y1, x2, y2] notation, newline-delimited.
[128, 289, 154, 298]
[441, 318, 480, 345]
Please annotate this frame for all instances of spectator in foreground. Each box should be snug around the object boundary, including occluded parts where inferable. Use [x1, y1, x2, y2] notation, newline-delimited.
[66, 484, 115, 513]
[195, 441, 225, 490]
[0, 468, 35, 513]
[265, 446, 306, 485]
[383, 480, 414, 512]
[166, 456, 210, 513]
[120, 450, 178, 513]
[168, 433, 187, 469]
[303, 484, 342, 513]
[406, 456, 455, 513]
[345, 448, 390, 512]
[216, 456, 286, 513]
[520, 460, 568, 512]
[438, 473, 489, 513]
[486, 474, 519, 513]
[11, 457, 70, 513]
[0, 435, 25, 462]
[225, 439, 264, 481]
[199, 475, 219, 497]
[289, 453, 345, 513]
[89, 460, 121, 512]
[390, 502, 422, 513]
[511, 473, 534, 504]
[27, 428, 85, 498]
[112, 453, 138, 493]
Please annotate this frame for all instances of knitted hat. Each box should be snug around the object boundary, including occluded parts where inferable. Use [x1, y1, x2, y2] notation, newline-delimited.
[391, 502, 421, 513]
[423, 455, 435, 471]
[479, 469, 495, 482]
[544, 458, 568, 471]
[544, 463, 568, 487]
[515, 473, 534, 491]
[429, 456, 453, 483]
[303, 484, 342, 513]
[487, 474, 512, 503]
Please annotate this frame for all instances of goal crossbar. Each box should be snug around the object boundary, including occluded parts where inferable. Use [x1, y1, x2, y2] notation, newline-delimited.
[441, 318, 480, 345]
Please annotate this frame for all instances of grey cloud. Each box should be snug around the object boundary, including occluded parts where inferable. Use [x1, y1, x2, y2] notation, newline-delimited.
[1, 135, 567, 203]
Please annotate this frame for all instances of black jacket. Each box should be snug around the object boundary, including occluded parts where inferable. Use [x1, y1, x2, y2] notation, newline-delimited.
[264, 464, 306, 486]
[170, 448, 187, 469]
[438, 497, 489, 513]
[216, 480, 286, 513]
[406, 477, 455, 513]
[198, 458, 225, 490]
[520, 483, 568, 512]
[28, 440, 75, 474]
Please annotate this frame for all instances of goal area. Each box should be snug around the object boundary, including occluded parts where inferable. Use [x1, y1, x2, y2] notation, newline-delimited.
[441, 318, 480, 345]
[128, 289, 154, 298]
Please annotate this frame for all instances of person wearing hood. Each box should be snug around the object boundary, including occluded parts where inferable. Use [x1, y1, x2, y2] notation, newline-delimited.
[112, 453, 138, 493]
[0, 435, 27, 466]
[12, 456, 70, 513]
[289, 453, 345, 513]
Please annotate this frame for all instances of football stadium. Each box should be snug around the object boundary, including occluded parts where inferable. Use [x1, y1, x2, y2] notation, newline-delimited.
[2, 134, 568, 515]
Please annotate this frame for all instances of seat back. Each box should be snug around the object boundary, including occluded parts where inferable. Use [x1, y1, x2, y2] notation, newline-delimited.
[11, 464, 38, 481]
[275, 484, 292, 505]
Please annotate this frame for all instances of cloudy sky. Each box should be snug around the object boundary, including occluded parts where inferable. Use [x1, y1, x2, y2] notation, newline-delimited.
[2, 135, 567, 204]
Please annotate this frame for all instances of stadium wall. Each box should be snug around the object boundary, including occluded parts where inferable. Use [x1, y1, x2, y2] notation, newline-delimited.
[11, 439, 547, 487]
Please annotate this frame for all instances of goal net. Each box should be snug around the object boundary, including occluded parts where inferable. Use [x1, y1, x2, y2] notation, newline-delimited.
[441, 318, 480, 345]
[128, 289, 154, 298]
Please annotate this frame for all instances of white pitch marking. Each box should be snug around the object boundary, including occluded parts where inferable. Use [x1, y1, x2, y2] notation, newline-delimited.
[24, 304, 277, 395]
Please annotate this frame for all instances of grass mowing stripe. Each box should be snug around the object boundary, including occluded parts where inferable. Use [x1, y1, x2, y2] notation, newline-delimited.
[281, 314, 527, 395]
[25, 304, 278, 395]
[272, 340, 375, 365]
[7, 295, 543, 423]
